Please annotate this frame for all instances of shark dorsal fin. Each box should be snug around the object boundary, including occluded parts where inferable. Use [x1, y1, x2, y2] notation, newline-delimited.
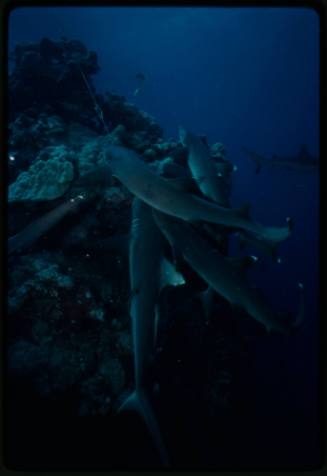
[160, 257, 185, 290]
[227, 255, 258, 278]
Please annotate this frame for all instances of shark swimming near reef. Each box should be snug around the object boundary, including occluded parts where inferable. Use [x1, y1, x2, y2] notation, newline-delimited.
[153, 210, 304, 335]
[178, 126, 233, 255]
[179, 127, 295, 257]
[242, 145, 319, 174]
[179, 126, 230, 207]
[103, 144, 292, 249]
[118, 198, 171, 467]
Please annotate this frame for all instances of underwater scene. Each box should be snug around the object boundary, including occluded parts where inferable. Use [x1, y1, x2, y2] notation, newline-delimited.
[6, 6, 321, 470]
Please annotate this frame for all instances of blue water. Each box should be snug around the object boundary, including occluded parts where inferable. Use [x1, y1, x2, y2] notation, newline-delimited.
[8, 6, 321, 468]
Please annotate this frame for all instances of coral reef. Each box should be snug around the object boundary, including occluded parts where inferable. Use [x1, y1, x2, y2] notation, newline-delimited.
[7, 37, 256, 468]
[9, 149, 74, 201]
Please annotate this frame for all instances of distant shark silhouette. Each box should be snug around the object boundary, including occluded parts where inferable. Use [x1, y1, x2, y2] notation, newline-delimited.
[242, 145, 319, 174]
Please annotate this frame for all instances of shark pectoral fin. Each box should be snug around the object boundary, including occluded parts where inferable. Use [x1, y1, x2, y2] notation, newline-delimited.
[227, 255, 258, 278]
[160, 257, 185, 289]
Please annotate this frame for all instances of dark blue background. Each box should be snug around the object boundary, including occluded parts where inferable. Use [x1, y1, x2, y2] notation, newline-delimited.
[8, 7, 321, 467]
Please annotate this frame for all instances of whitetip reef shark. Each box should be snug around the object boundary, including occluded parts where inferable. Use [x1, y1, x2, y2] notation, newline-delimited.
[118, 198, 177, 467]
[104, 144, 292, 249]
[153, 210, 304, 335]
[242, 145, 319, 174]
[178, 127, 295, 258]
[179, 126, 230, 207]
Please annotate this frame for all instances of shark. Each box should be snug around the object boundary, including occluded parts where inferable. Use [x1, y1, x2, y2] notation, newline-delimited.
[236, 230, 283, 262]
[179, 126, 231, 207]
[118, 198, 171, 467]
[178, 126, 233, 255]
[178, 128, 295, 257]
[103, 144, 292, 249]
[8, 195, 85, 255]
[242, 145, 319, 174]
[153, 210, 304, 335]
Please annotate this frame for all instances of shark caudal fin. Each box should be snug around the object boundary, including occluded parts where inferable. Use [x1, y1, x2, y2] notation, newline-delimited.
[118, 390, 170, 467]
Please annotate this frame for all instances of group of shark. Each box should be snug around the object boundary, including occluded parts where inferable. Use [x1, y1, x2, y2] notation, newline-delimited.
[9, 128, 313, 466]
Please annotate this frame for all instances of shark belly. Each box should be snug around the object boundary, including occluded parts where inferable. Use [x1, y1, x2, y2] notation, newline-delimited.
[129, 199, 163, 387]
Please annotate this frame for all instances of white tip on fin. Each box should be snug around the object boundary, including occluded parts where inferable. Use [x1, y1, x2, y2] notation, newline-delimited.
[160, 257, 185, 289]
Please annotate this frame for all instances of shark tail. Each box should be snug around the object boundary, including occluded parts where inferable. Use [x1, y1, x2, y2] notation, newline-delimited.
[118, 390, 170, 467]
